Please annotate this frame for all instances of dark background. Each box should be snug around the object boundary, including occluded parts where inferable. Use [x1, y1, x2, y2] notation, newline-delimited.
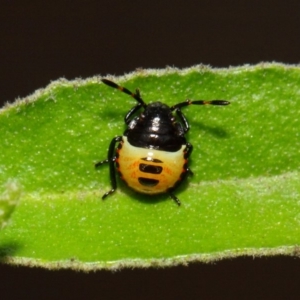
[1, 0, 300, 299]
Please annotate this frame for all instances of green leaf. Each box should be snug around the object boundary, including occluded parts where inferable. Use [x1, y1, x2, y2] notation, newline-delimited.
[0, 63, 299, 271]
[0, 180, 21, 229]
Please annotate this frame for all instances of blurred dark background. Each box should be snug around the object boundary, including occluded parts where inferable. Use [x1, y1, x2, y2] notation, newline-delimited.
[1, 0, 300, 105]
[1, 0, 300, 299]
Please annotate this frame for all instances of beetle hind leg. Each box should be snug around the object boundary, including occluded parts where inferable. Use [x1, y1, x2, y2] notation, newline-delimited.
[187, 167, 194, 176]
[95, 136, 123, 200]
[168, 190, 181, 206]
[102, 188, 116, 200]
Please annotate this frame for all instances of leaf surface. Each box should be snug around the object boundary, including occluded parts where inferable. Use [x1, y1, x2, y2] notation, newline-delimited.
[0, 63, 299, 270]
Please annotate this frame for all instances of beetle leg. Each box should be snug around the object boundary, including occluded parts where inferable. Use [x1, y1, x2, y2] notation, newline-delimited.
[184, 143, 193, 175]
[187, 168, 194, 176]
[168, 191, 181, 206]
[166, 142, 194, 206]
[95, 136, 123, 200]
[95, 159, 109, 167]
[184, 143, 193, 158]
[174, 108, 190, 133]
[124, 103, 143, 124]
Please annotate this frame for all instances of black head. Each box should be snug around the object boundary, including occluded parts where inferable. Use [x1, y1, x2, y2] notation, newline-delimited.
[141, 102, 174, 120]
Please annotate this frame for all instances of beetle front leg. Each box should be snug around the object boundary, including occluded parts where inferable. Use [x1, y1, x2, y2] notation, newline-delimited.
[95, 136, 123, 199]
[175, 108, 190, 133]
[124, 103, 143, 124]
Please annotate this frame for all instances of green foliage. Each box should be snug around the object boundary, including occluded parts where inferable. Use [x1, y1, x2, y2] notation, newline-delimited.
[0, 180, 21, 229]
[0, 63, 299, 271]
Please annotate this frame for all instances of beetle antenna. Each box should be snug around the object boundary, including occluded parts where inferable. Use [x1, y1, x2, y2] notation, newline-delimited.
[171, 99, 230, 110]
[102, 79, 147, 108]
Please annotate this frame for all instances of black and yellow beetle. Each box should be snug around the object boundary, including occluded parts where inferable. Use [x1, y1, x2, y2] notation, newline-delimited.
[96, 79, 230, 205]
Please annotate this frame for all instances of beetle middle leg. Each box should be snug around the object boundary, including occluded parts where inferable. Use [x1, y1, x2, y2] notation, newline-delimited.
[184, 143, 194, 175]
[95, 136, 123, 199]
[166, 142, 194, 206]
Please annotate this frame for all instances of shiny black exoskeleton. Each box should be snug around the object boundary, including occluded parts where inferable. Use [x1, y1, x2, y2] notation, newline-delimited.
[125, 101, 186, 152]
[95, 78, 230, 205]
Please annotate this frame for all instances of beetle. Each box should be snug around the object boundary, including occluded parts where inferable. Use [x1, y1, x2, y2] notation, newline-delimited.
[95, 78, 230, 205]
